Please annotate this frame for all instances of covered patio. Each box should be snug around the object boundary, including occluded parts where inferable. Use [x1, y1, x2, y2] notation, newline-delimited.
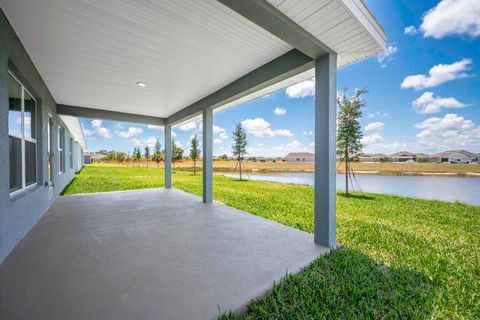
[0, 0, 385, 318]
[0, 188, 327, 319]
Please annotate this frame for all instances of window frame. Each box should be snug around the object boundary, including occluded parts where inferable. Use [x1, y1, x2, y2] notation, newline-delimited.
[8, 71, 37, 196]
[69, 137, 74, 169]
[58, 126, 65, 174]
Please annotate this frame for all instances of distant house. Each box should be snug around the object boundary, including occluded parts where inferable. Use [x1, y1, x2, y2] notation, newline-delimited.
[90, 152, 107, 163]
[358, 153, 385, 163]
[430, 150, 477, 164]
[83, 152, 92, 164]
[387, 151, 419, 163]
[284, 152, 315, 162]
[415, 153, 431, 162]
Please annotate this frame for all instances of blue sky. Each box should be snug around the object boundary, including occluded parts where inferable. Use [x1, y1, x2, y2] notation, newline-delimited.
[81, 0, 480, 156]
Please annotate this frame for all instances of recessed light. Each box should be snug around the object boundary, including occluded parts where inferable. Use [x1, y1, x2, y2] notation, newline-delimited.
[137, 82, 147, 87]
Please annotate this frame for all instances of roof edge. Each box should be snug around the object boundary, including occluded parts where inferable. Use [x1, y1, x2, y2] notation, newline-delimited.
[339, 0, 387, 51]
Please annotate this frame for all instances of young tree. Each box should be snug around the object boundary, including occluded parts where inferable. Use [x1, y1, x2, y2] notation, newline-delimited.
[134, 147, 142, 166]
[132, 147, 138, 166]
[232, 122, 247, 180]
[336, 88, 366, 194]
[189, 135, 201, 175]
[151, 138, 163, 169]
[144, 146, 150, 167]
[172, 139, 184, 172]
[115, 152, 126, 163]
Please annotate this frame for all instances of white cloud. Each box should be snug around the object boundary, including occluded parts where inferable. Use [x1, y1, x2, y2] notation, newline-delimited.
[175, 122, 228, 141]
[241, 118, 293, 138]
[85, 119, 111, 139]
[178, 120, 201, 132]
[377, 45, 398, 66]
[274, 129, 294, 137]
[303, 130, 313, 135]
[360, 134, 413, 154]
[364, 122, 385, 131]
[420, 0, 480, 39]
[401, 58, 472, 90]
[145, 136, 157, 148]
[361, 133, 384, 145]
[91, 119, 102, 128]
[214, 138, 222, 144]
[404, 26, 418, 35]
[147, 125, 163, 131]
[213, 125, 229, 140]
[130, 138, 141, 146]
[367, 111, 389, 119]
[83, 129, 94, 137]
[117, 126, 143, 139]
[285, 79, 315, 98]
[412, 92, 467, 114]
[415, 113, 480, 150]
[285, 140, 304, 150]
[274, 107, 286, 116]
[364, 141, 410, 154]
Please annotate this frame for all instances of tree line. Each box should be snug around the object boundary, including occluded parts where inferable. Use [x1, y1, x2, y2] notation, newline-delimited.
[99, 125, 249, 179]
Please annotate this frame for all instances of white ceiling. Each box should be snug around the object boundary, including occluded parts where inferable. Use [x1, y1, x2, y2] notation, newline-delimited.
[1, 0, 385, 120]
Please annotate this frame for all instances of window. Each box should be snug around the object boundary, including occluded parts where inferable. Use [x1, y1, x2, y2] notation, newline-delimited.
[69, 138, 73, 169]
[8, 72, 37, 194]
[58, 127, 65, 173]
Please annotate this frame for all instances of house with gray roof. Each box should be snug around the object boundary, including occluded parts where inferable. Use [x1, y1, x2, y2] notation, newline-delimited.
[430, 150, 478, 164]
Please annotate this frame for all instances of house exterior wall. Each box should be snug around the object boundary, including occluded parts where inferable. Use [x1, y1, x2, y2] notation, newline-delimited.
[431, 155, 476, 163]
[0, 11, 81, 263]
[284, 153, 315, 162]
[390, 156, 415, 163]
[73, 142, 83, 172]
[84, 155, 92, 164]
[358, 156, 383, 163]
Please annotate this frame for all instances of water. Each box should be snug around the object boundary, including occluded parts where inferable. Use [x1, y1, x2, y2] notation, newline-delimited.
[222, 172, 480, 206]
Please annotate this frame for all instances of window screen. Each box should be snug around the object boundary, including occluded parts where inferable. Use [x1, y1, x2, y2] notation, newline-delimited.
[9, 136, 22, 192]
[59, 127, 65, 173]
[69, 138, 73, 169]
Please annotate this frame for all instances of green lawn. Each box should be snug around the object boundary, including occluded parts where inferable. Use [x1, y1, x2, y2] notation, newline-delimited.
[63, 164, 479, 319]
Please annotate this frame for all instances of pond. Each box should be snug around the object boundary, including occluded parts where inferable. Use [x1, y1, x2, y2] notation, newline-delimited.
[222, 172, 480, 206]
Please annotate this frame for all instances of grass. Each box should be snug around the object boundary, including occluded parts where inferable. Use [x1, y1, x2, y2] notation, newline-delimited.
[63, 164, 480, 319]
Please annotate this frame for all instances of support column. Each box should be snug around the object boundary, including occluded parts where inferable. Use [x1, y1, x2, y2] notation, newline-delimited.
[314, 53, 337, 248]
[202, 108, 213, 203]
[164, 125, 172, 189]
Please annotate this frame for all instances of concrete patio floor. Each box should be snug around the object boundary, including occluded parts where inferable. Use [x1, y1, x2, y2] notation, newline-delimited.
[0, 188, 328, 320]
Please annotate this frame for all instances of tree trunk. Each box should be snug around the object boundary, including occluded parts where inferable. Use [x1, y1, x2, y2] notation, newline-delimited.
[193, 159, 196, 175]
[239, 158, 242, 181]
[345, 144, 349, 194]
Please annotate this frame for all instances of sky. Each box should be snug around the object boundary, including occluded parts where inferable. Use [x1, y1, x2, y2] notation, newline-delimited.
[81, 0, 480, 157]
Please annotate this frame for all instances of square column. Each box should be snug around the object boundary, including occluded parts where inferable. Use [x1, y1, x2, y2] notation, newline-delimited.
[314, 53, 337, 248]
[164, 125, 172, 189]
[202, 108, 213, 203]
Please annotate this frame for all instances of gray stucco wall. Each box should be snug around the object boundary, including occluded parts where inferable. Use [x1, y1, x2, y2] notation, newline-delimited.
[0, 10, 80, 263]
